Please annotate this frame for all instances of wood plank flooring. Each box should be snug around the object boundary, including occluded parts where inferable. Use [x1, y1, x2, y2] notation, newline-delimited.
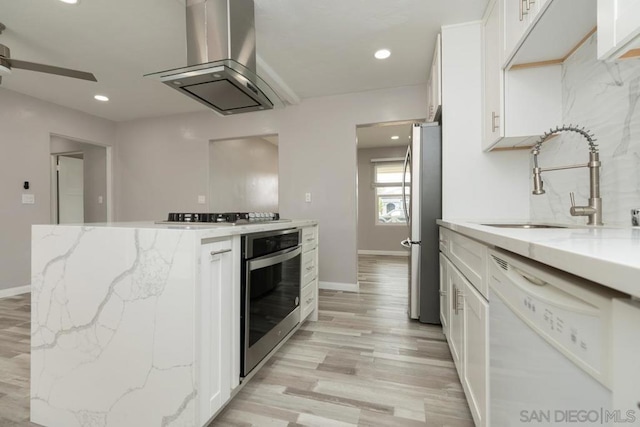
[213, 255, 473, 426]
[0, 255, 473, 426]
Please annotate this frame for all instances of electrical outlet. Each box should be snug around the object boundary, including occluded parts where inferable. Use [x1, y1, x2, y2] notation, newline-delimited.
[98, 196, 104, 204]
[198, 195, 206, 204]
[305, 192, 311, 203]
[22, 194, 35, 204]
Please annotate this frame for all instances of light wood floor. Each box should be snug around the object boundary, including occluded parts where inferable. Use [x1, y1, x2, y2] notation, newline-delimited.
[0, 255, 473, 426]
[213, 255, 473, 426]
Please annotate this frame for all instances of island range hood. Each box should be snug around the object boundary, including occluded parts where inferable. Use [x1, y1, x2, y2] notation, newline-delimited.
[146, 0, 282, 115]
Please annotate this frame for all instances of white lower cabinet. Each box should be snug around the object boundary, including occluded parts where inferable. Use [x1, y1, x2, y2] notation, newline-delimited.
[199, 238, 236, 425]
[446, 257, 464, 372]
[439, 253, 450, 336]
[440, 227, 489, 427]
[300, 225, 319, 322]
[462, 274, 489, 427]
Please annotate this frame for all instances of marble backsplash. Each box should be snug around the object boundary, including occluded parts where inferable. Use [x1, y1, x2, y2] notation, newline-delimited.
[530, 34, 640, 226]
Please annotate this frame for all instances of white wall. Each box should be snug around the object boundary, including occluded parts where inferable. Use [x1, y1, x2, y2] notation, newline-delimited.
[209, 137, 278, 212]
[357, 146, 409, 253]
[0, 88, 115, 292]
[115, 85, 427, 288]
[531, 34, 640, 226]
[441, 22, 530, 221]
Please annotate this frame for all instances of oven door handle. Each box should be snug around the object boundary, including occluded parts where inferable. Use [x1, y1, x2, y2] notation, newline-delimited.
[249, 246, 302, 271]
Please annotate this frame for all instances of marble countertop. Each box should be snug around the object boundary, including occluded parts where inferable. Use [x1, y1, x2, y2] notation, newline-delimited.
[38, 219, 318, 238]
[437, 220, 640, 298]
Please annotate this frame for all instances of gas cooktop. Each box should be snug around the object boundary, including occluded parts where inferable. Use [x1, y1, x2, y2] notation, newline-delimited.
[157, 212, 286, 225]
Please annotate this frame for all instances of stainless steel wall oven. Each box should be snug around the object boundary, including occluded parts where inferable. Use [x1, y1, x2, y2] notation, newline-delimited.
[241, 228, 301, 377]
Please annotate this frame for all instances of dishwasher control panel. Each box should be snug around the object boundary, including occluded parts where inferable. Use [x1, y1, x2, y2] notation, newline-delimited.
[518, 293, 601, 370]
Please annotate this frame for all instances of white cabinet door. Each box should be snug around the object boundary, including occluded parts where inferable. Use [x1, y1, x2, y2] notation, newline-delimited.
[612, 299, 640, 426]
[598, 0, 640, 59]
[439, 253, 450, 336]
[446, 257, 464, 373]
[199, 239, 233, 424]
[482, 0, 563, 150]
[503, 0, 530, 58]
[483, 0, 503, 148]
[462, 275, 489, 427]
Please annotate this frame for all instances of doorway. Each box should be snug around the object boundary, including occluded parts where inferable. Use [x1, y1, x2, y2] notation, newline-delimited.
[55, 153, 84, 224]
[355, 121, 414, 257]
[355, 120, 417, 316]
[50, 135, 110, 224]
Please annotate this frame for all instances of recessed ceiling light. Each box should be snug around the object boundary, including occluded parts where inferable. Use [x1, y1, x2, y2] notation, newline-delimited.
[94, 95, 109, 102]
[374, 49, 391, 59]
[59, 0, 79, 4]
[391, 135, 399, 140]
[172, 81, 182, 85]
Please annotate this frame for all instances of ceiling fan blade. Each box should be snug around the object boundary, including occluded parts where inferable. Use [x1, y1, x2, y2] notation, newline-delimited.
[8, 58, 97, 82]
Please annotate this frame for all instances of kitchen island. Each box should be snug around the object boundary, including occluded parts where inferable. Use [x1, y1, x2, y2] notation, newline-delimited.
[30, 219, 318, 427]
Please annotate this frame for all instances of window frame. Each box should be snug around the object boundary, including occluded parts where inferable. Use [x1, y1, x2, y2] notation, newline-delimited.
[371, 159, 410, 226]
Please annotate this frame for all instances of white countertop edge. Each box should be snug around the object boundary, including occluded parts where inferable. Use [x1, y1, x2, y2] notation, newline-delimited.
[32, 219, 318, 238]
[437, 219, 640, 299]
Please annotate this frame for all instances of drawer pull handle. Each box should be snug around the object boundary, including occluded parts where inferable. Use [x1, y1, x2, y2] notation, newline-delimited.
[306, 266, 314, 271]
[211, 248, 231, 256]
[306, 238, 315, 242]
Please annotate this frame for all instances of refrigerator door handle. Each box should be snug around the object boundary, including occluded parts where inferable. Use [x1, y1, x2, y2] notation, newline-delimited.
[401, 238, 421, 248]
[402, 145, 411, 225]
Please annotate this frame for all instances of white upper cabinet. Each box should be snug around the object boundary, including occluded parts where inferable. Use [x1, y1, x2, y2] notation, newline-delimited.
[482, 0, 595, 150]
[482, 0, 562, 150]
[426, 34, 442, 122]
[483, 0, 503, 147]
[504, 0, 596, 68]
[598, 0, 640, 60]
[503, 0, 531, 58]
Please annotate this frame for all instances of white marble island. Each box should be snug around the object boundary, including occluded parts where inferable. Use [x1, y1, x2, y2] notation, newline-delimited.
[30, 220, 318, 427]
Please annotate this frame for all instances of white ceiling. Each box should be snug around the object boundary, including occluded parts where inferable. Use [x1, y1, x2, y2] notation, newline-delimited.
[0, 0, 488, 122]
[357, 123, 413, 149]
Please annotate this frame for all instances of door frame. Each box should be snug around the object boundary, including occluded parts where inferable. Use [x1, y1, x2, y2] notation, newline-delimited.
[51, 152, 84, 224]
[49, 134, 114, 224]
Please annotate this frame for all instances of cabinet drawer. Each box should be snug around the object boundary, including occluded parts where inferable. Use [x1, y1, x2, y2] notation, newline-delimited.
[301, 279, 317, 321]
[448, 231, 487, 298]
[302, 248, 317, 286]
[439, 227, 451, 254]
[302, 226, 318, 252]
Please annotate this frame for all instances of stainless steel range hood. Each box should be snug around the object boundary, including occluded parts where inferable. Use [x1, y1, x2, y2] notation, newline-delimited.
[146, 0, 282, 115]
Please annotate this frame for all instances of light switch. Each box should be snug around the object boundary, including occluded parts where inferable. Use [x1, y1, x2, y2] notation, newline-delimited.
[305, 192, 311, 203]
[98, 196, 104, 204]
[198, 195, 206, 204]
[22, 194, 35, 204]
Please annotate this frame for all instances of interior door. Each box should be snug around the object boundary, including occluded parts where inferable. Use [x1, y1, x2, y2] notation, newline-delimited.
[57, 155, 84, 224]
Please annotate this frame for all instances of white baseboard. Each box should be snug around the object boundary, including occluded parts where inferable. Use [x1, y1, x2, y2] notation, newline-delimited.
[0, 285, 31, 299]
[319, 281, 359, 292]
[357, 250, 408, 257]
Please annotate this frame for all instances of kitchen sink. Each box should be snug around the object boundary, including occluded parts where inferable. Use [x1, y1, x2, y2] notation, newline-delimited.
[481, 223, 570, 229]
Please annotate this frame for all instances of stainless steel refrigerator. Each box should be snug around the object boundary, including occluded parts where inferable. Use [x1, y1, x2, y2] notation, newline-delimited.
[401, 122, 442, 324]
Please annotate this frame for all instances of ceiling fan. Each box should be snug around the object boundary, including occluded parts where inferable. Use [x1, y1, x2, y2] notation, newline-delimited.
[0, 22, 97, 85]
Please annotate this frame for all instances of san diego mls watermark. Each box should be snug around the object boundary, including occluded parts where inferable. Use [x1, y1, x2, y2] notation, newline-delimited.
[520, 408, 637, 424]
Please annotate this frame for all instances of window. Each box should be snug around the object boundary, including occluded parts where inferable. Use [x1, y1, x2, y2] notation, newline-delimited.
[373, 161, 409, 224]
